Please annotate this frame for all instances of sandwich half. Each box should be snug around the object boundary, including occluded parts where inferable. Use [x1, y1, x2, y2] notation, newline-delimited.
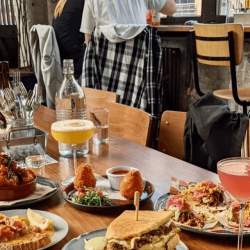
[105, 210, 179, 250]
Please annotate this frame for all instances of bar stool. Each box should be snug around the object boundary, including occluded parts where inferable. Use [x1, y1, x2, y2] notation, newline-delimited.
[192, 23, 250, 156]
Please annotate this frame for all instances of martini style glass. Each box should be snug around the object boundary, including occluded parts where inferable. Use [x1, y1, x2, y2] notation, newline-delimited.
[217, 157, 250, 250]
[51, 119, 95, 174]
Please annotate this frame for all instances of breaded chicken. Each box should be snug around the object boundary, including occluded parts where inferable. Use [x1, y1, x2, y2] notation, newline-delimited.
[74, 163, 96, 191]
[120, 170, 144, 200]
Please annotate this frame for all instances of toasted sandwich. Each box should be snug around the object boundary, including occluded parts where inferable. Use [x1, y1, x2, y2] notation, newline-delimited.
[105, 210, 179, 250]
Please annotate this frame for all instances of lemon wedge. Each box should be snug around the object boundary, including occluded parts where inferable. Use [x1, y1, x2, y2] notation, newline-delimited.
[27, 209, 53, 231]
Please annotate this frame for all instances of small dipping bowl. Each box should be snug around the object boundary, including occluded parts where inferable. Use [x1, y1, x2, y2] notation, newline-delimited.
[106, 166, 138, 190]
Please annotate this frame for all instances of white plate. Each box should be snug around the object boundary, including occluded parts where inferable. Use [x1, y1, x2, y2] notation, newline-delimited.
[62, 229, 188, 250]
[2, 209, 68, 249]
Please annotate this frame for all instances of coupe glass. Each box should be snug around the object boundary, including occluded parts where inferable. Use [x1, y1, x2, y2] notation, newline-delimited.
[217, 157, 250, 250]
[51, 119, 95, 174]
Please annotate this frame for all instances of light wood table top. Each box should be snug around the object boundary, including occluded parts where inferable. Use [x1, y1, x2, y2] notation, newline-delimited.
[31, 108, 250, 250]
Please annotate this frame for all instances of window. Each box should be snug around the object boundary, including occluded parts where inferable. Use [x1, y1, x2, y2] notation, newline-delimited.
[217, 0, 228, 15]
[161, 0, 226, 25]
[174, 0, 202, 17]
[217, 0, 249, 16]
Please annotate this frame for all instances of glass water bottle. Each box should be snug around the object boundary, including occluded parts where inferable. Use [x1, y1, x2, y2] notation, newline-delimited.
[55, 59, 88, 157]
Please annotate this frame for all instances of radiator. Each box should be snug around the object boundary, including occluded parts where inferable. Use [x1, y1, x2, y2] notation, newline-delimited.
[161, 47, 182, 111]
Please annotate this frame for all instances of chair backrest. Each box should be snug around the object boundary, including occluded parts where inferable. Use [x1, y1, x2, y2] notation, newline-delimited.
[33, 105, 56, 132]
[83, 87, 118, 110]
[193, 23, 244, 66]
[107, 102, 151, 146]
[158, 111, 186, 160]
[33, 105, 58, 157]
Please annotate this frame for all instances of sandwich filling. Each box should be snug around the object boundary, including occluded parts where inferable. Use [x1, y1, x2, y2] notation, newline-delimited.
[106, 223, 178, 250]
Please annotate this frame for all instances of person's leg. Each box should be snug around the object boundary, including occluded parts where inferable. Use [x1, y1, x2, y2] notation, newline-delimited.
[82, 40, 98, 88]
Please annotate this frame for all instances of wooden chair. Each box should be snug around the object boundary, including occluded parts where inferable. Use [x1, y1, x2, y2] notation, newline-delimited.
[33, 105, 58, 157]
[83, 87, 118, 110]
[192, 23, 250, 156]
[158, 111, 186, 160]
[192, 24, 248, 111]
[107, 102, 151, 146]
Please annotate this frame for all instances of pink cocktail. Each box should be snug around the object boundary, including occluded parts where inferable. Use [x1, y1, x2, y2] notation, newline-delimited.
[218, 158, 250, 250]
[218, 159, 250, 201]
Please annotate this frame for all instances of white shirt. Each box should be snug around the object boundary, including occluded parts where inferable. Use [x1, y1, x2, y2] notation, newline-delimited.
[80, 0, 166, 43]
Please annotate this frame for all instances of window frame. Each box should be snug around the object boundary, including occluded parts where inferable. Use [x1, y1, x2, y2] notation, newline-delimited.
[161, 0, 226, 24]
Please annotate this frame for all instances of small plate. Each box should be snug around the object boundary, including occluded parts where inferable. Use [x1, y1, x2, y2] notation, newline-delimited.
[0, 176, 59, 209]
[2, 209, 68, 249]
[154, 193, 250, 237]
[62, 229, 188, 250]
[63, 177, 154, 212]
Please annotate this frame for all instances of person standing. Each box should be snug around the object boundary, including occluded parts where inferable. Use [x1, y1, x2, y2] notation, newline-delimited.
[53, 0, 85, 79]
[81, 0, 176, 117]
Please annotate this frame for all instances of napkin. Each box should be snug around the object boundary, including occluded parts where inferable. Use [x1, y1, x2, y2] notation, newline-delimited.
[0, 183, 57, 207]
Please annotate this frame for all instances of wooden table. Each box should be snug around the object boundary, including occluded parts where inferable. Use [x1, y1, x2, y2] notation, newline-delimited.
[31, 108, 250, 250]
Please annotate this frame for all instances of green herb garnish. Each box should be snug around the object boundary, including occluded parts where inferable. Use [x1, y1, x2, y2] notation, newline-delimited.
[72, 188, 112, 207]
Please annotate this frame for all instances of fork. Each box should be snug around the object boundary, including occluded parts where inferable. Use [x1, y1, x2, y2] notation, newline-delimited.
[3, 88, 15, 106]
[18, 81, 28, 98]
[3, 88, 24, 119]
[14, 72, 28, 98]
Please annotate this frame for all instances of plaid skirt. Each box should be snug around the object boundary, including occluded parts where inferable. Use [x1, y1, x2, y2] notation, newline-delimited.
[82, 27, 162, 117]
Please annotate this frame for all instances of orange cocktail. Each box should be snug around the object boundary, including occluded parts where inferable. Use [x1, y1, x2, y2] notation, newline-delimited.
[51, 119, 95, 145]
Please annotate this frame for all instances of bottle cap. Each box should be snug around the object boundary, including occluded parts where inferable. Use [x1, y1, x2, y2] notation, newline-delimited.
[63, 59, 74, 74]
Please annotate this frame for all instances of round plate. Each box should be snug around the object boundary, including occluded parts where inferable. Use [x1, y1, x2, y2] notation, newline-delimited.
[62, 229, 188, 250]
[154, 193, 250, 237]
[2, 209, 68, 249]
[63, 179, 154, 212]
[0, 176, 59, 209]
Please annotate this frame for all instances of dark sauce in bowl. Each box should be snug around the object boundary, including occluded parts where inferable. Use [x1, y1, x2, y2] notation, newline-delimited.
[111, 170, 129, 175]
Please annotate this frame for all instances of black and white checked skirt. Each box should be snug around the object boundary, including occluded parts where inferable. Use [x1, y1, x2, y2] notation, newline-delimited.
[82, 27, 162, 117]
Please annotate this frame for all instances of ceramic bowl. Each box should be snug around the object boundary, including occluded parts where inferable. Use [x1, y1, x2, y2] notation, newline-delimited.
[106, 166, 138, 190]
[0, 178, 36, 201]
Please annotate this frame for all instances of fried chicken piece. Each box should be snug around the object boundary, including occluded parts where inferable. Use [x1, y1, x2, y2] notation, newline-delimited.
[15, 168, 36, 184]
[120, 170, 144, 200]
[0, 153, 36, 187]
[74, 163, 96, 191]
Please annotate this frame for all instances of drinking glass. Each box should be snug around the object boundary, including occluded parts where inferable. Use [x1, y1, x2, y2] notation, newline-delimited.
[90, 108, 109, 145]
[217, 157, 250, 250]
[51, 119, 95, 174]
[25, 154, 46, 176]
